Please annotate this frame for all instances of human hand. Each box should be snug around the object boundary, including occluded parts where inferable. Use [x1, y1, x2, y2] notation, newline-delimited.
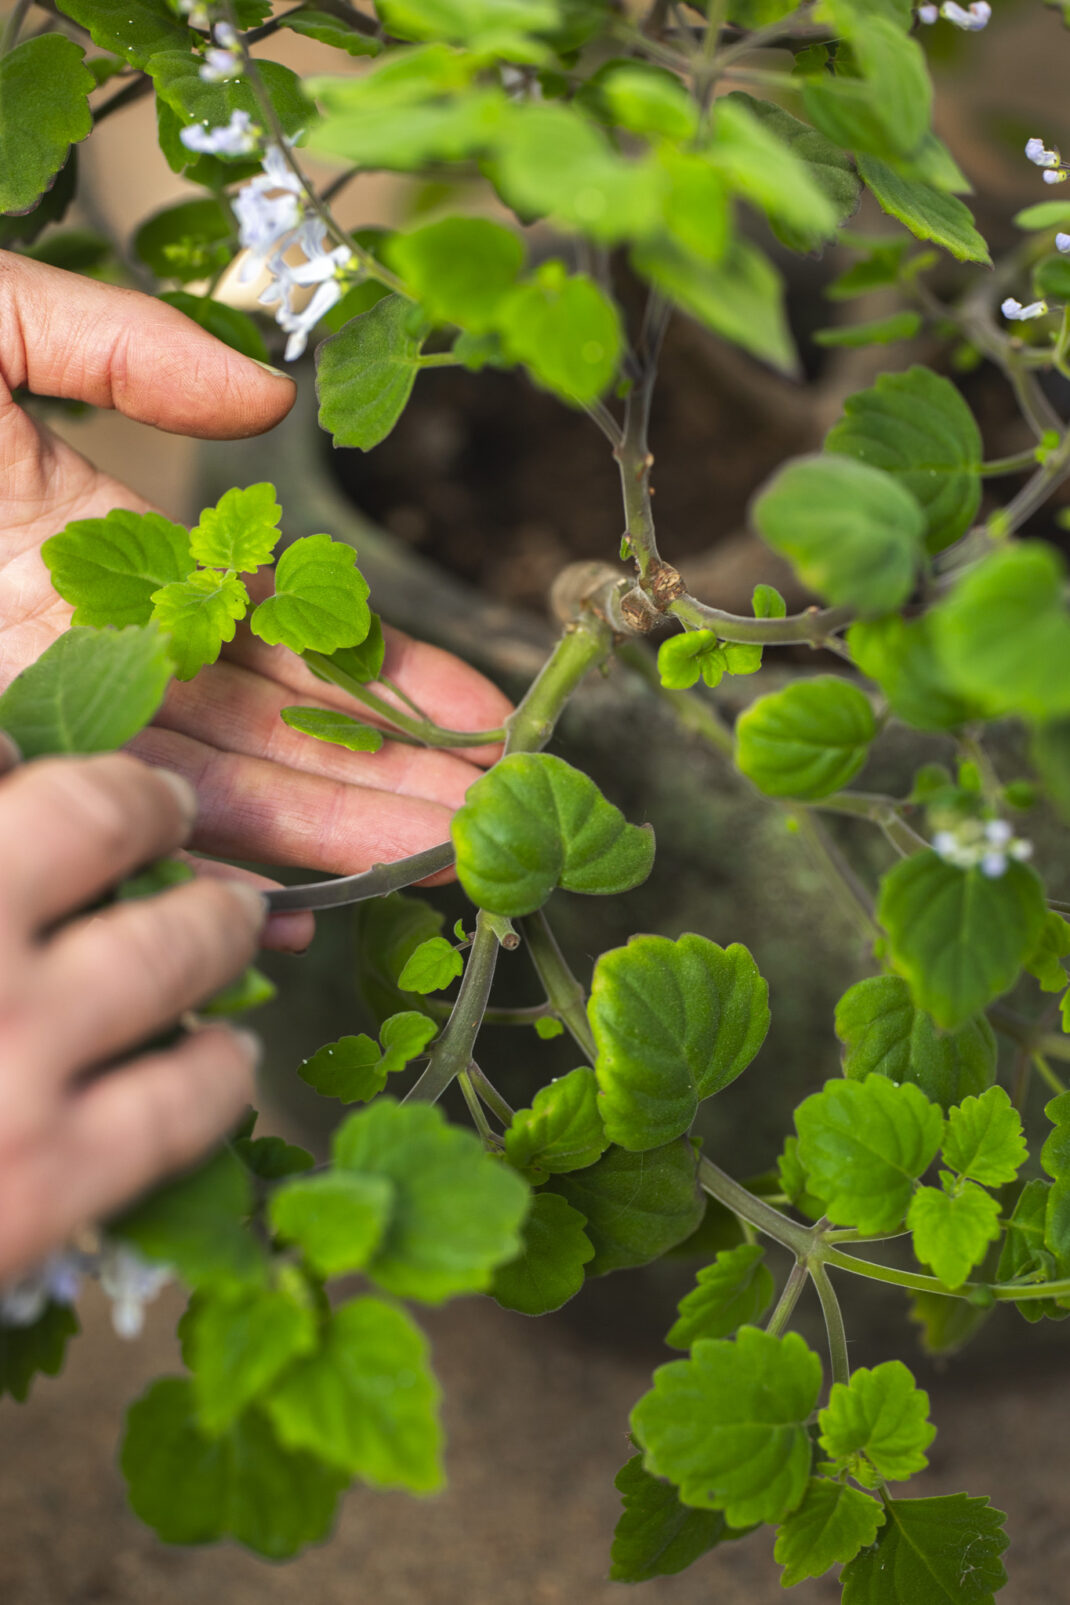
[0, 252, 511, 886]
[0, 741, 272, 1281]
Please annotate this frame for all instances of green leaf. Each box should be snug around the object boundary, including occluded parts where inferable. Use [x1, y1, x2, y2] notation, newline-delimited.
[794, 1074, 944, 1235]
[632, 237, 796, 374]
[546, 1138, 704, 1275]
[856, 155, 992, 265]
[503, 1066, 608, 1181]
[717, 584, 787, 678]
[43, 507, 192, 627]
[397, 936, 464, 994]
[657, 629, 729, 690]
[801, 15, 930, 162]
[908, 1182, 1001, 1290]
[818, 1359, 935, 1482]
[0, 625, 171, 758]
[496, 267, 622, 405]
[316, 294, 425, 450]
[1033, 254, 1070, 302]
[134, 196, 233, 284]
[775, 1478, 885, 1588]
[493, 102, 661, 243]
[590, 933, 770, 1150]
[0, 1302, 79, 1403]
[910, 1289, 993, 1354]
[250, 535, 370, 655]
[304, 613, 386, 687]
[451, 751, 654, 918]
[150, 52, 312, 158]
[0, 37, 94, 215]
[583, 60, 698, 142]
[0, 147, 77, 247]
[610, 1454, 745, 1583]
[186, 1282, 317, 1436]
[189, 483, 282, 572]
[233, 1135, 314, 1181]
[355, 890, 446, 1021]
[269, 1172, 394, 1277]
[631, 1326, 822, 1527]
[1046, 1173, 1070, 1267]
[266, 1296, 442, 1490]
[388, 216, 524, 333]
[376, 0, 558, 55]
[490, 1190, 594, 1315]
[122, 1377, 346, 1558]
[666, 1244, 774, 1348]
[112, 1148, 263, 1290]
[751, 454, 925, 615]
[935, 542, 1070, 721]
[157, 290, 269, 364]
[151, 569, 249, 680]
[734, 676, 877, 800]
[1015, 199, 1070, 231]
[877, 850, 1047, 1030]
[942, 1086, 1026, 1187]
[55, 0, 187, 68]
[815, 311, 923, 349]
[835, 975, 996, 1112]
[200, 964, 275, 1017]
[825, 367, 982, 555]
[379, 1010, 439, 1070]
[840, 1493, 1008, 1604]
[280, 706, 384, 754]
[778, 1136, 829, 1221]
[710, 94, 840, 241]
[998, 1179, 1066, 1323]
[848, 614, 983, 732]
[1026, 911, 1070, 993]
[332, 1098, 529, 1301]
[299, 1035, 385, 1102]
[278, 8, 382, 54]
[727, 93, 860, 252]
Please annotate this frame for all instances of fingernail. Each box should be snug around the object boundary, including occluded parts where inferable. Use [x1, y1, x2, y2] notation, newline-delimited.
[156, 768, 199, 829]
[0, 730, 22, 772]
[250, 357, 294, 382]
[231, 1028, 263, 1067]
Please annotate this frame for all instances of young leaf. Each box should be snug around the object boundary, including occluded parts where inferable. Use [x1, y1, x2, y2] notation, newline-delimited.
[304, 612, 386, 688]
[610, 1454, 747, 1583]
[877, 851, 1047, 1030]
[0, 625, 172, 758]
[630, 1326, 822, 1527]
[397, 936, 464, 994]
[840, 1493, 1008, 1604]
[590, 933, 770, 1151]
[0, 1302, 79, 1403]
[734, 677, 876, 800]
[151, 569, 249, 680]
[280, 706, 384, 753]
[266, 1296, 442, 1490]
[122, 1378, 346, 1558]
[134, 196, 233, 284]
[1025, 911, 1070, 993]
[794, 1074, 944, 1235]
[233, 1134, 315, 1181]
[332, 1098, 529, 1302]
[43, 508, 192, 627]
[666, 1244, 775, 1348]
[189, 483, 283, 571]
[856, 155, 992, 266]
[631, 237, 796, 374]
[112, 1148, 263, 1290]
[774, 1478, 885, 1587]
[942, 1086, 1027, 1187]
[298, 1034, 387, 1103]
[801, 14, 930, 162]
[489, 1190, 594, 1316]
[378, 1010, 438, 1070]
[268, 1172, 395, 1278]
[835, 975, 996, 1112]
[317, 294, 425, 451]
[496, 268, 622, 405]
[657, 629, 729, 690]
[907, 1182, 1001, 1289]
[185, 1282, 317, 1436]
[355, 890, 446, 1021]
[502, 1066, 608, 1181]
[250, 534, 371, 655]
[387, 216, 524, 333]
[751, 454, 924, 616]
[0, 37, 94, 215]
[818, 1359, 935, 1482]
[825, 367, 982, 554]
[451, 752, 654, 918]
[848, 614, 983, 733]
[546, 1138, 704, 1275]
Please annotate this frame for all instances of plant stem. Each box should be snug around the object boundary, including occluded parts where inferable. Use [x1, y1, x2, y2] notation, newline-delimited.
[698, 1156, 813, 1257]
[468, 1062, 515, 1125]
[821, 1245, 960, 1297]
[302, 652, 505, 746]
[670, 593, 855, 647]
[791, 809, 880, 945]
[979, 450, 1038, 477]
[458, 1068, 497, 1144]
[810, 1262, 850, 1385]
[405, 914, 500, 1103]
[765, 1259, 809, 1337]
[92, 73, 155, 124]
[1032, 1051, 1066, 1096]
[1, 0, 34, 53]
[521, 910, 597, 1061]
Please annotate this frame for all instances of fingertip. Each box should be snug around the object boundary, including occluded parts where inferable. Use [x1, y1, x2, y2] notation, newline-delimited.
[263, 908, 315, 953]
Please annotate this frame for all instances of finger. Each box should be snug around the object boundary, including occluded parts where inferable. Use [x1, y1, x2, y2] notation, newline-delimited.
[0, 251, 295, 438]
[129, 725, 461, 880]
[0, 1027, 258, 1280]
[0, 754, 198, 934]
[180, 854, 314, 954]
[156, 657, 484, 809]
[0, 730, 21, 775]
[30, 878, 265, 1080]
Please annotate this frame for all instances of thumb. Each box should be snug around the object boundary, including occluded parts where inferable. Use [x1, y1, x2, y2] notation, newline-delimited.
[0, 250, 295, 440]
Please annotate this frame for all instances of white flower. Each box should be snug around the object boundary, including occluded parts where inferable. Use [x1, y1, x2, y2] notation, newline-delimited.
[176, 0, 212, 27]
[1044, 169, 1069, 185]
[214, 19, 238, 46]
[179, 108, 259, 156]
[1010, 838, 1034, 862]
[981, 850, 1007, 877]
[232, 144, 306, 283]
[1026, 137, 1060, 168]
[279, 278, 346, 361]
[917, 3, 939, 20]
[941, 0, 990, 27]
[1002, 296, 1049, 321]
[198, 46, 242, 83]
[258, 217, 353, 360]
[0, 1253, 83, 1327]
[1056, 233, 1070, 254]
[984, 818, 1013, 847]
[98, 1244, 171, 1340]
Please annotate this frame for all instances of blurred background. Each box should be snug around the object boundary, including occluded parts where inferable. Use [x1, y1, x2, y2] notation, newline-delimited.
[3, 3, 1070, 1600]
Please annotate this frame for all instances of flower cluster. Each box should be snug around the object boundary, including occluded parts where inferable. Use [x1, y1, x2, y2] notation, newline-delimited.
[0, 1242, 171, 1340]
[1026, 136, 1068, 185]
[917, 2, 991, 28]
[932, 817, 1033, 878]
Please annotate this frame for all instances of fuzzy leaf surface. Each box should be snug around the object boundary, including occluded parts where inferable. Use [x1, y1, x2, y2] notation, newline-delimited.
[734, 677, 876, 800]
[835, 975, 995, 1112]
[666, 1244, 774, 1348]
